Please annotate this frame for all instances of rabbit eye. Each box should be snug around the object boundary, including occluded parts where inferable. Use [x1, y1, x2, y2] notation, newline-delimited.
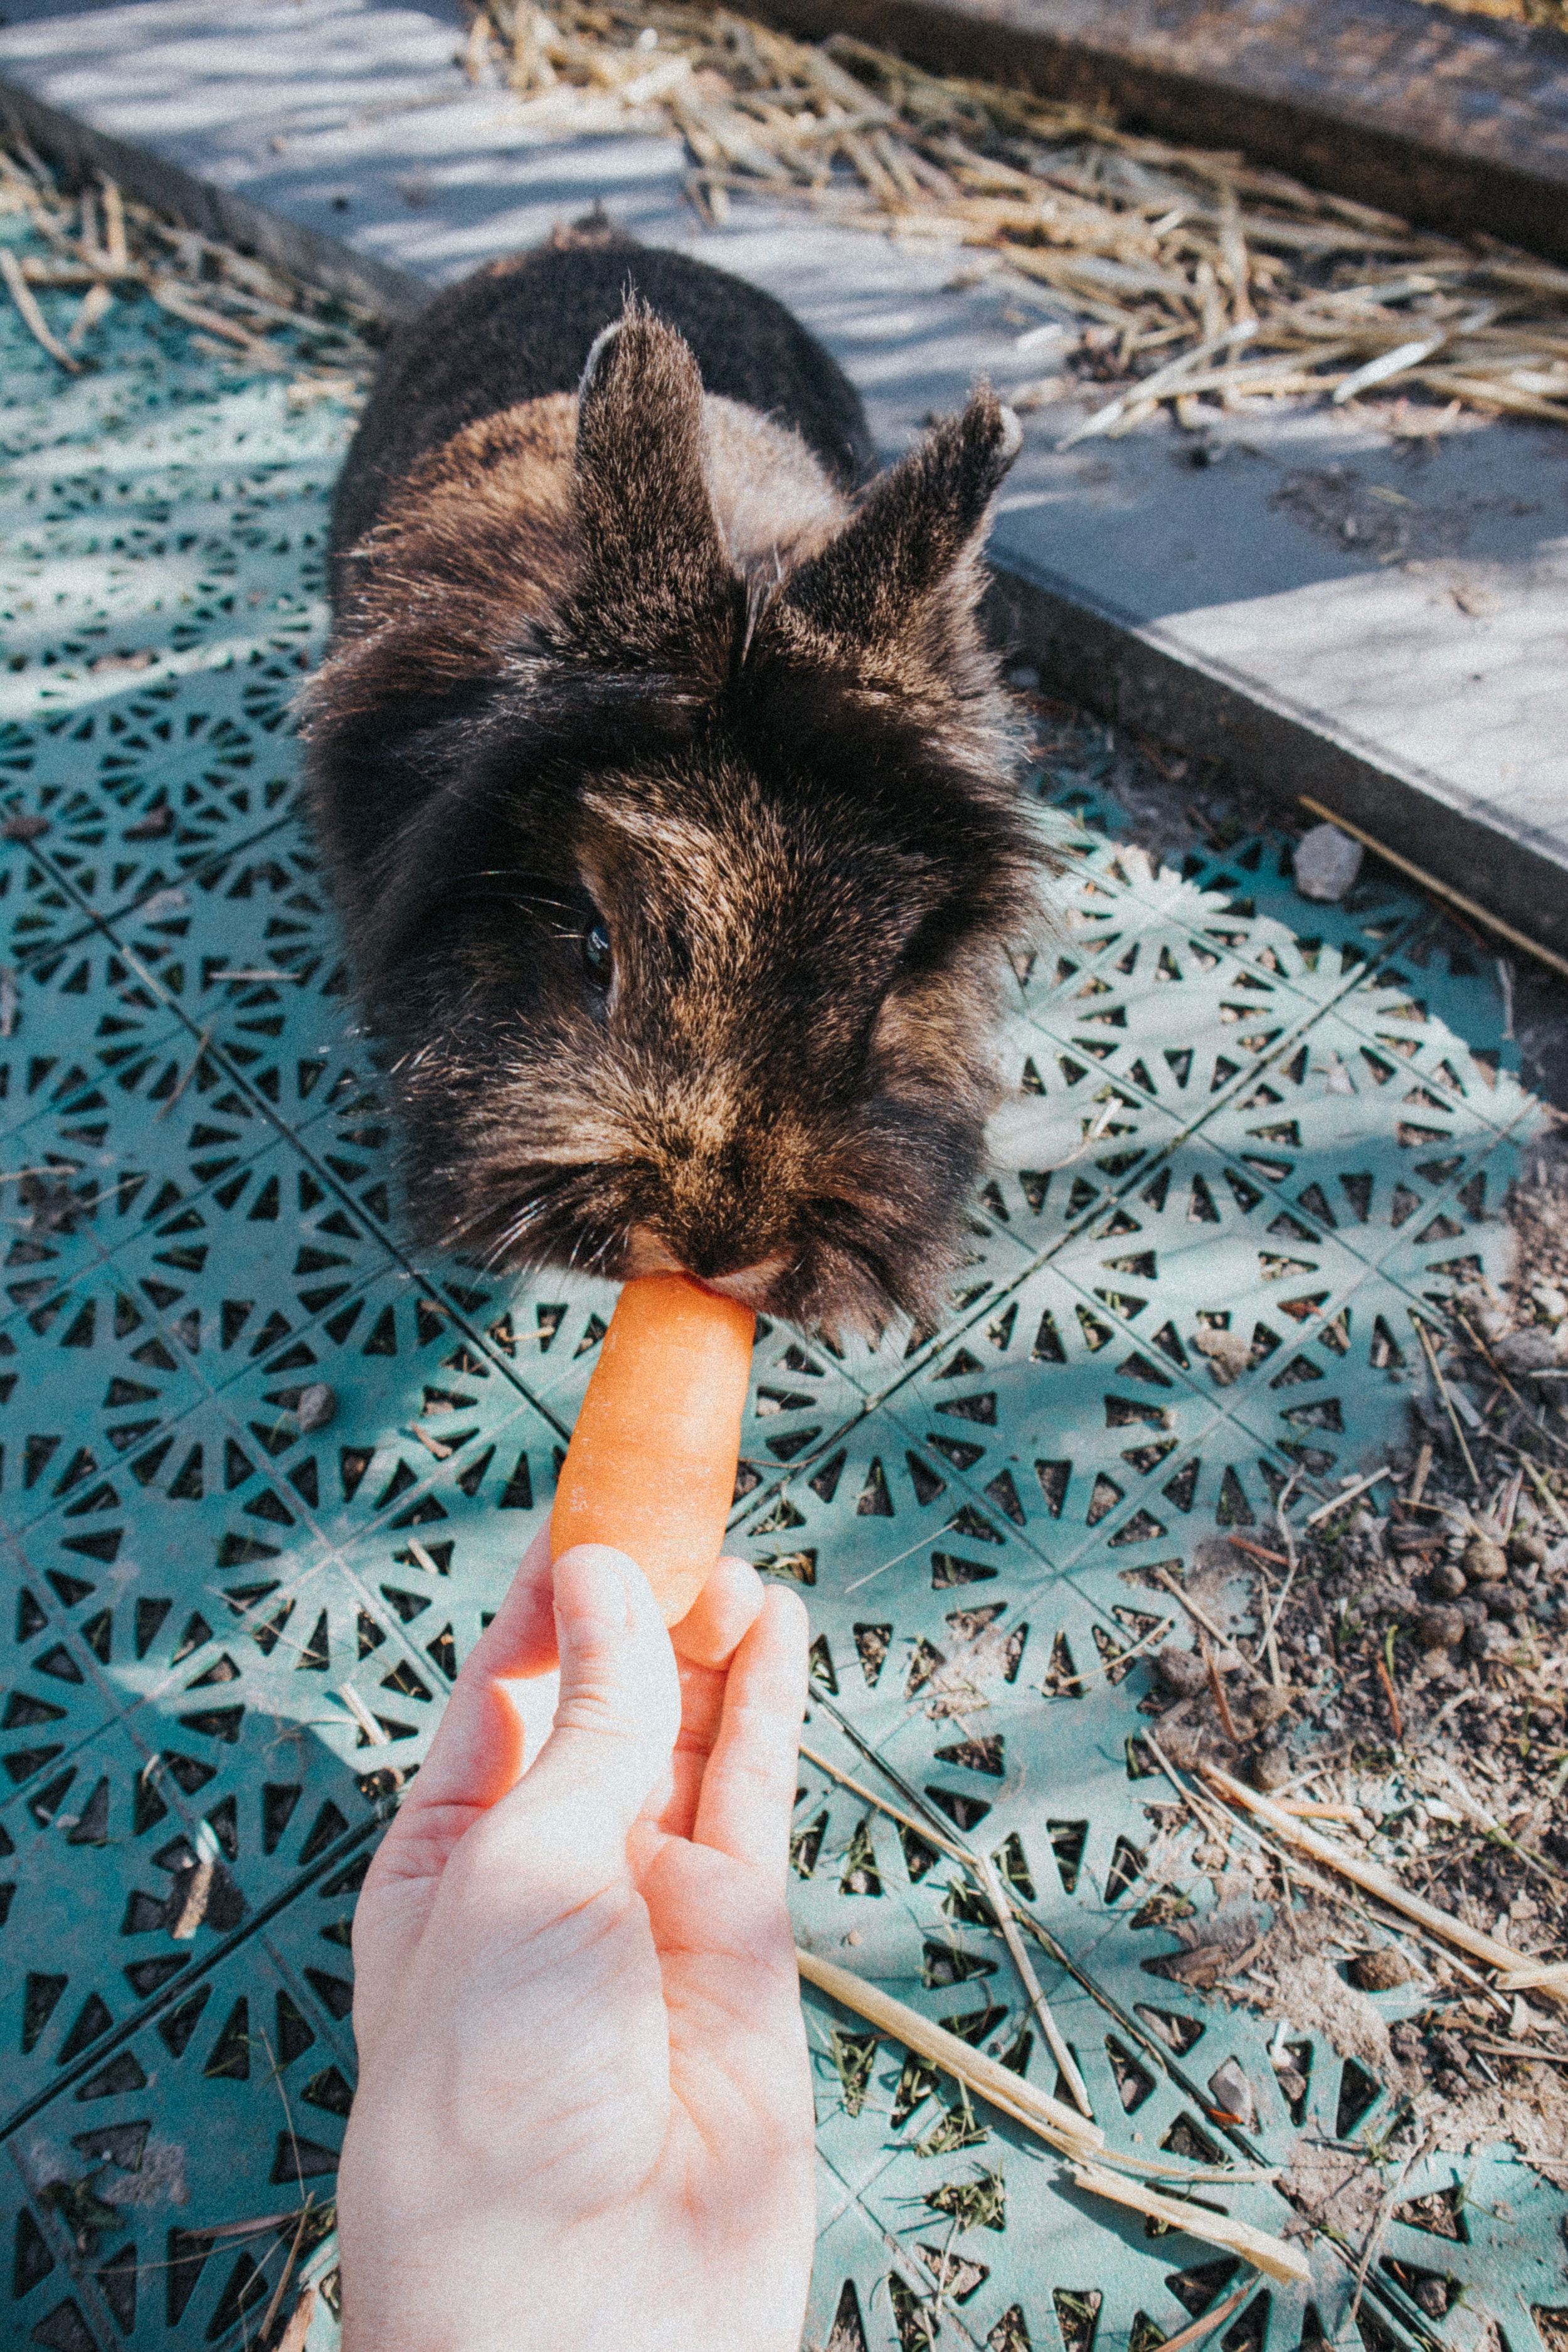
[582, 918, 613, 989]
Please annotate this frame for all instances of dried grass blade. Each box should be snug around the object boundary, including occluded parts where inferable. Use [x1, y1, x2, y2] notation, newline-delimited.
[1156, 2278, 1259, 2352]
[799, 43, 898, 120]
[1414, 1318, 1481, 1485]
[797, 1944, 1103, 2156]
[275, 2286, 317, 2352]
[66, 281, 113, 349]
[100, 175, 127, 269]
[977, 1850, 1093, 2117]
[463, 6, 494, 81]
[1412, 368, 1568, 424]
[149, 278, 284, 361]
[1058, 317, 1256, 447]
[840, 129, 902, 203]
[1303, 1465, 1394, 1525]
[869, 129, 924, 200]
[1073, 2164, 1310, 2285]
[1332, 334, 1449, 403]
[0, 245, 80, 369]
[1216, 184, 1254, 326]
[1202, 1764, 1567, 2003]
[1159, 352, 1355, 398]
[337, 1684, 389, 1745]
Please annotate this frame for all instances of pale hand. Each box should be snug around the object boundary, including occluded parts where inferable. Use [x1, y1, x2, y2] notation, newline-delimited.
[338, 1528, 815, 2352]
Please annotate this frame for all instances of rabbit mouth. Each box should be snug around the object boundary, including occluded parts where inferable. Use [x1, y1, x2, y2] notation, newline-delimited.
[691, 1256, 795, 1308]
[624, 1224, 794, 1310]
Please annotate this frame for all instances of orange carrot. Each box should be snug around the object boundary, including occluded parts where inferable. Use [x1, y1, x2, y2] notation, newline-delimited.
[550, 1273, 756, 1626]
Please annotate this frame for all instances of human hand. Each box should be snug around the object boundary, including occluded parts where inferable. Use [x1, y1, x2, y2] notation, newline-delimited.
[337, 1527, 815, 2352]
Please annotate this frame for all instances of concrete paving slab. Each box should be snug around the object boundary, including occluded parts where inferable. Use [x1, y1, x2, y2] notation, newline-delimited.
[2, 0, 1564, 954]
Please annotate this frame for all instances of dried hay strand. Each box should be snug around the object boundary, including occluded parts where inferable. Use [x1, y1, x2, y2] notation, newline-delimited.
[797, 1945, 1310, 2286]
[460, 0, 1568, 438]
[0, 135, 378, 396]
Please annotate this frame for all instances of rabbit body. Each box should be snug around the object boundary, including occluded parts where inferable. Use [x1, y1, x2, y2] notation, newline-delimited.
[304, 229, 1046, 1335]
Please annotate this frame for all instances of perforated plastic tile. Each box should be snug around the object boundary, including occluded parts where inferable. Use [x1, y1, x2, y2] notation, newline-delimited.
[3, 211, 1565, 2352]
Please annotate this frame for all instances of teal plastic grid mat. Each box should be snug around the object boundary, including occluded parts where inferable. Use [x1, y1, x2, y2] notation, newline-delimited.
[3, 213, 1565, 2352]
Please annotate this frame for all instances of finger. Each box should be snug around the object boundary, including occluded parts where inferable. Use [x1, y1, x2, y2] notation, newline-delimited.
[672, 1554, 765, 1671]
[691, 1583, 808, 1879]
[510, 1544, 682, 1843]
[650, 1564, 766, 1840]
[369, 1522, 557, 1879]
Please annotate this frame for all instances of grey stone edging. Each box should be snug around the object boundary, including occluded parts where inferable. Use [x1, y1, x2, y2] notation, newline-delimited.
[753, 0, 1568, 267]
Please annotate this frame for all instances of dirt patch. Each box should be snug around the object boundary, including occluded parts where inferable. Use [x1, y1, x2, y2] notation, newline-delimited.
[1283, 2141, 1391, 2243]
[1101, 1039, 1568, 2185]
[1266, 1952, 1398, 2075]
[1271, 467, 1477, 564]
[1426, 2073, 1568, 2168]
[1020, 692, 1291, 876]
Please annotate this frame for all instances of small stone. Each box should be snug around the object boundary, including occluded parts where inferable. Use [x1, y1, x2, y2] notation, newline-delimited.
[1456, 1594, 1489, 1628]
[1348, 1946, 1416, 1991]
[1467, 1619, 1517, 1662]
[1192, 1327, 1253, 1383]
[1, 811, 50, 842]
[1274, 2066, 1306, 2107]
[1158, 1722, 1204, 1770]
[1379, 1584, 1420, 1617]
[1412, 1605, 1465, 1651]
[1463, 1538, 1508, 1583]
[1495, 1328, 1559, 1375]
[1293, 822, 1363, 903]
[1427, 1560, 1467, 1599]
[124, 803, 174, 841]
[1532, 1284, 1568, 1324]
[1249, 1685, 1293, 1729]
[295, 1382, 337, 1433]
[1509, 1532, 1548, 1570]
[1207, 2057, 1257, 2129]
[1155, 1646, 1207, 1696]
[1251, 1742, 1291, 1791]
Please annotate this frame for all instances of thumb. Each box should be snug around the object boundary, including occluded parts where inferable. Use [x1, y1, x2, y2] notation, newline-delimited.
[518, 1544, 681, 1836]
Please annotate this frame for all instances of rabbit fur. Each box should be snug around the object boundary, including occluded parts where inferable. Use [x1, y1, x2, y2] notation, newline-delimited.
[303, 223, 1052, 1337]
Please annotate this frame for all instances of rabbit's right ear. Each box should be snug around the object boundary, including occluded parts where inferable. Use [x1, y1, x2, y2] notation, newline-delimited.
[563, 300, 740, 678]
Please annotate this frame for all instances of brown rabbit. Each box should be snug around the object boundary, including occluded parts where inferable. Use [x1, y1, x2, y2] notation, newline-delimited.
[302, 224, 1051, 1337]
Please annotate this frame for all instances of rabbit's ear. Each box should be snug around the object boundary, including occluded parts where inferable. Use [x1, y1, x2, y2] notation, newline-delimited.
[565, 301, 739, 674]
[772, 385, 1019, 665]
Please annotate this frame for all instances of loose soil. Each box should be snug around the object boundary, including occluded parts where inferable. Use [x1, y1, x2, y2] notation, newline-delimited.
[1024, 694, 1568, 2177]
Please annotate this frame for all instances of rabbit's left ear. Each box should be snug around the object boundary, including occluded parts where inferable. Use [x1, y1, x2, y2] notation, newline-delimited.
[563, 300, 740, 676]
[766, 385, 1019, 672]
